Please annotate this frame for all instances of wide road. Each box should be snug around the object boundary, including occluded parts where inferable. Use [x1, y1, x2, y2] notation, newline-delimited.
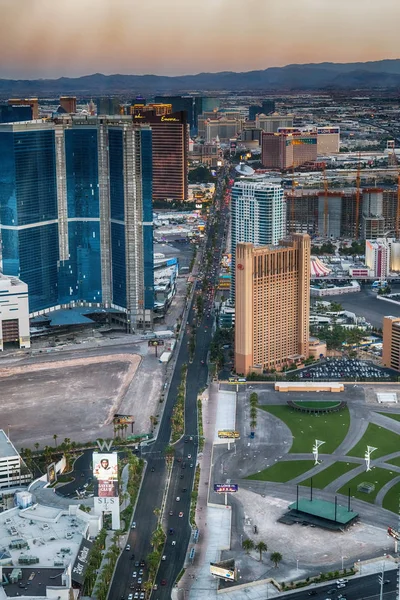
[281, 570, 397, 600]
[109, 170, 228, 600]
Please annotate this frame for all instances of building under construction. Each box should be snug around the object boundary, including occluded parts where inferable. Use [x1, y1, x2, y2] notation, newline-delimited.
[286, 188, 398, 239]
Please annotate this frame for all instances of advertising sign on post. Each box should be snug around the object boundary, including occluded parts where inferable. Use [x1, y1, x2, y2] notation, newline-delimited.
[214, 484, 238, 493]
[210, 563, 236, 581]
[47, 462, 57, 485]
[93, 452, 118, 498]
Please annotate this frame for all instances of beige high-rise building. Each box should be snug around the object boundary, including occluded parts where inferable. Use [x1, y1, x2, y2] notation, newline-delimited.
[383, 316, 400, 371]
[235, 234, 310, 375]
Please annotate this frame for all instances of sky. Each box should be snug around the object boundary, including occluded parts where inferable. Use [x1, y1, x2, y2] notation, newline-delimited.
[1, 0, 400, 79]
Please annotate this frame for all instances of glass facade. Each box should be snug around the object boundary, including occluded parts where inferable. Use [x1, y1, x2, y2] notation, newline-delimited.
[0, 128, 59, 312]
[109, 128, 125, 221]
[60, 127, 102, 303]
[111, 222, 126, 308]
[141, 128, 154, 310]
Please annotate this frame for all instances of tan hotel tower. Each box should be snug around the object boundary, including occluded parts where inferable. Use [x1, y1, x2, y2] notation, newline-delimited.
[235, 234, 310, 375]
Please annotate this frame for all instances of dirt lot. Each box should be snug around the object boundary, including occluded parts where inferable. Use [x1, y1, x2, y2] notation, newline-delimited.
[0, 354, 140, 449]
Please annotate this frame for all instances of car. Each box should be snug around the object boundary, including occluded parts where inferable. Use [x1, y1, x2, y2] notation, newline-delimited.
[184, 437, 189, 443]
[138, 577, 142, 584]
[337, 584, 346, 589]
[189, 436, 193, 441]
[151, 466, 155, 472]
[134, 594, 139, 599]
[140, 594, 145, 600]
[179, 512, 184, 517]
[188, 454, 192, 459]
[177, 457, 182, 463]
[169, 510, 173, 516]
[139, 569, 143, 576]
[134, 561, 140, 567]
[132, 572, 137, 578]
[190, 463, 193, 468]
[169, 528, 175, 535]
[172, 540, 176, 546]
[182, 488, 187, 492]
[131, 522, 136, 529]
[128, 594, 133, 600]
[336, 580, 348, 585]
[161, 579, 167, 586]
[162, 555, 166, 561]
[140, 560, 145, 567]
[176, 496, 180, 501]
[180, 474, 184, 479]
[308, 592, 317, 596]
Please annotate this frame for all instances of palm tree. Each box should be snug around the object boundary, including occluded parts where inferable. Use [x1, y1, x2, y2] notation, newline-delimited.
[242, 538, 254, 554]
[53, 434, 58, 448]
[34, 442, 40, 452]
[255, 541, 268, 562]
[250, 420, 257, 429]
[271, 551, 282, 568]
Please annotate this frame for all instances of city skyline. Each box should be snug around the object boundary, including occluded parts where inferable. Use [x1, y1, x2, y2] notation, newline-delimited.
[1, 0, 400, 79]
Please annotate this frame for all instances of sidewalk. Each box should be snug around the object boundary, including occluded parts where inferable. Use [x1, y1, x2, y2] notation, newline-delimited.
[174, 382, 232, 600]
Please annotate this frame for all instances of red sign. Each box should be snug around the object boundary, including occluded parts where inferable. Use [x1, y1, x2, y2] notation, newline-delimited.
[237, 264, 244, 270]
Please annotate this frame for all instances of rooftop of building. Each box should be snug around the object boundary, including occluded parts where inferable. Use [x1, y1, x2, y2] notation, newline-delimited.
[30, 306, 121, 329]
[1, 567, 64, 598]
[0, 431, 19, 460]
[0, 272, 27, 291]
[0, 505, 88, 569]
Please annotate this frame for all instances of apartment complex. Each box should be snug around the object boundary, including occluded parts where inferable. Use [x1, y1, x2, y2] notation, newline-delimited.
[0, 117, 153, 330]
[235, 234, 310, 374]
[383, 316, 400, 371]
[230, 181, 286, 298]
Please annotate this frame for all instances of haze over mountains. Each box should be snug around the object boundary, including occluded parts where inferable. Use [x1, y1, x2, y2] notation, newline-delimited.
[1, 59, 400, 95]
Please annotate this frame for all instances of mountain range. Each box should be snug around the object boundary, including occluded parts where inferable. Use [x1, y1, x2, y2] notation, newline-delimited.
[1, 59, 400, 96]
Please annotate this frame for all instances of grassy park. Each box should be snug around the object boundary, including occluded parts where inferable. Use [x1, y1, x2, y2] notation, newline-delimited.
[378, 412, 400, 423]
[300, 461, 359, 489]
[260, 405, 350, 454]
[347, 423, 400, 460]
[382, 481, 400, 513]
[246, 460, 315, 483]
[337, 467, 398, 504]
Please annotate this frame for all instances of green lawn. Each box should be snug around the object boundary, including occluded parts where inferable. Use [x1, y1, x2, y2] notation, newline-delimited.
[385, 456, 400, 468]
[382, 481, 400, 513]
[337, 467, 398, 504]
[378, 412, 400, 423]
[246, 460, 315, 483]
[346, 423, 400, 459]
[300, 461, 359, 489]
[260, 405, 350, 453]
[293, 400, 340, 409]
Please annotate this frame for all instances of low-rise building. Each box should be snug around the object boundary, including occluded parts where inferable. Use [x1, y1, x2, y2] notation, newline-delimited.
[0, 273, 30, 351]
[0, 430, 31, 490]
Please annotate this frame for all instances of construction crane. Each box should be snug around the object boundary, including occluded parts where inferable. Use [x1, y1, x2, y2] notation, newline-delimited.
[355, 152, 361, 240]
[323, 165, 329, 237]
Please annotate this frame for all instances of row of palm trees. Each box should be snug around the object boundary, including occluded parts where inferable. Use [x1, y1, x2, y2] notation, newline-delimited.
[250, 392, 259, 430]
[242, 538, 282, 568]
[20, 436, 75, 474]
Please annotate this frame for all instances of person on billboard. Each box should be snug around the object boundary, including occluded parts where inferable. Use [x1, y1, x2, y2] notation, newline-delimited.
[94, 457, 118, 480]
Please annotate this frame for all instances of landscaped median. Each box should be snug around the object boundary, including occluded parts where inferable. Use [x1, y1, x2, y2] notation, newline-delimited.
[190, 465, 201, 527]
[171, 364, 188, 443]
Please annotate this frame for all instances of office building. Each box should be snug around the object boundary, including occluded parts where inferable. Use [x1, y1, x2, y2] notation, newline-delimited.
[256, 113, 293, 133]
[231, 181, 286, 298]
[8, 98, 39, 119]
[235, 234, 310, 374]
[131, 103, 172, 116]
[133, 110, 188, 202]
[383, 316, 400, 371]
[0, 104, 32, 123]
[0, 117, 154, 330]
[193, 97, 220, 133]
[96, 97, 122, 115]
[59, 96, 77, 113]
[0, 429, 31, 489]
[261, 130, 317, 170]
[249, 100, 276, 121]
[0, 273, 30, 350]
[365, 239, 390, 279]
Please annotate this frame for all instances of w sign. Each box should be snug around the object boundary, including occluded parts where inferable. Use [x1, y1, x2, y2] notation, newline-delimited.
[96, 439, 113, 452]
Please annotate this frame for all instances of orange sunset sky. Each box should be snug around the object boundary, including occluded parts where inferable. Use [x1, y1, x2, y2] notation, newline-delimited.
[1, 0, 399, 78]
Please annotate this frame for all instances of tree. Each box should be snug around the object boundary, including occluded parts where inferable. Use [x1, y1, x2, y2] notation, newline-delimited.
[255, 541, 268, 562]
[271, 551, 282, 568]
[34, 442, 40, 452]
[242, 538, 254, 554]
[53, 434, 58, 448]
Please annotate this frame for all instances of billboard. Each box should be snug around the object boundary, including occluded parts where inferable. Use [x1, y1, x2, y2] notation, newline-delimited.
[148, 339, 165, 347]
[47, 462, 57, 485]
[218, 430, 239, 439]
[210, 564, 236, 581]
[93, 452, 118, 498]
[113, 414, 134, 425]
[214, 484, 238, 493]
[71, 538, 93, 584]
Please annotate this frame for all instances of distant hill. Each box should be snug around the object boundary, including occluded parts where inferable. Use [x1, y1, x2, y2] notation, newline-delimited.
[1, 60, 400, 96]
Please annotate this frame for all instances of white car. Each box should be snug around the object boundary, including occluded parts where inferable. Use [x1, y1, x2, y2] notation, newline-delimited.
[188, 454, 192, 459]
[126, 544, 130, 551]
[132, 571, 137, 578]
[172, 540, 176, 546]
[162, 555, 166, 561]
[176, 496, 180, 501]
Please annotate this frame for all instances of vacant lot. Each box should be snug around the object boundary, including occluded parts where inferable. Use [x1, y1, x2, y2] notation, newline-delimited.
[0, 354, 140, 450]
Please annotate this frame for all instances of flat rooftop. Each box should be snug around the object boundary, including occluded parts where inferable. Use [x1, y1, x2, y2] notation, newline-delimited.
[288, 498, 358, 525]
[2, 567, 63, 597]
[0, 506, 88, 568]
[0, 430, 19, 459]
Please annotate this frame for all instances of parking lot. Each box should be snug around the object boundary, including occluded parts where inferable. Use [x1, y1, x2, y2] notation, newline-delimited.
[299, 358, 393, 381]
